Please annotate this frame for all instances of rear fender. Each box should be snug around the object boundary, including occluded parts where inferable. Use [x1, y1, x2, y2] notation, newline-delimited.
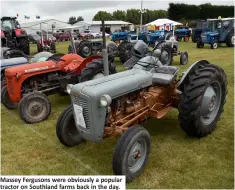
[177, 60, 210, 90]
[62, 55, 101, 74]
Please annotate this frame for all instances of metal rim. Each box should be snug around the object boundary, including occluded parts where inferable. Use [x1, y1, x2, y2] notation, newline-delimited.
[82, 45, 91, 56]
[231, 36, 235, 45]
[213, 43, 218, 49]
[161, 51, 169, 61]
[200, 81, 222, 125]
[25, 98, 47, 120]
[128, 138, 147, 173]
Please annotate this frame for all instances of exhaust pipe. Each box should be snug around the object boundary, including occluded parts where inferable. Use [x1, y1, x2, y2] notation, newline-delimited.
[69, 28, 77, 54]
[102, 20, 109, 76]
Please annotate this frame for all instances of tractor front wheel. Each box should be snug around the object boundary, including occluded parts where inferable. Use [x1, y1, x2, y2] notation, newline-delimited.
[180, 51, 188, 65]
[1, 86, 18, 109]
[18, 37, 30, 55]
[112, 125, 151, 183]
[155, 42, 173, 66]
[18, 92, 51, 123]
[178, 62, 227, 137]
[56, 105, 85, 147]
[78, 40, 92, 58]
[211, 42, 218, 49]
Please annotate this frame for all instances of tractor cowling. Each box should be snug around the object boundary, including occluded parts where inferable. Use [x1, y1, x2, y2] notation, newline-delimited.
[14, 29, 27, 37]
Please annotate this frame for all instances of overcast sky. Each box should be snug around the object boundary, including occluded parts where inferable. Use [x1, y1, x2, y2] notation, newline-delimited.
[1, 0, 234, 23]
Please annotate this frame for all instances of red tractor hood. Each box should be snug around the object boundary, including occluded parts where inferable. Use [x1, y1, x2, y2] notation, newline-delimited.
[5, 60, 59, 77]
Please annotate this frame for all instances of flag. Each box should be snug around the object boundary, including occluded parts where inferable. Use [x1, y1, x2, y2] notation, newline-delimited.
[24, 15, 30, 19]
[36, 15, 40, 19]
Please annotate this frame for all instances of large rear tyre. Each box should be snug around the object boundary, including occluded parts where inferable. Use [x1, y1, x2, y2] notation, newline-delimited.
[226, 32, 234, 47]
[79, 58, 117, 82]
[178, 62, 227, 137]
[1, 86, 18, 109]
[112, 125, 151, 183]
[18, 37, 30, 55]
[56, 105, 85, 147]
[118, 41, 133, 64]
[18, 91, 51, 124]
[106, 41, 118, 57]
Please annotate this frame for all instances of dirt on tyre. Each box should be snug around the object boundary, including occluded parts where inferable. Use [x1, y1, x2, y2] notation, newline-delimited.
[118, 41, 133, 64]
[1, 86, 18, 109]
[18, 91, 51, 123]
[56, 105, 85, 147]
[79, 58, 117, 82]
[18, 37, 30, 55]
[112, 125, 151, 183]
[178, 61, 227, 137]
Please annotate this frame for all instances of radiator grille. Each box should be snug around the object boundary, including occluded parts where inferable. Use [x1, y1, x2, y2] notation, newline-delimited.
[72, 96, 91, 130]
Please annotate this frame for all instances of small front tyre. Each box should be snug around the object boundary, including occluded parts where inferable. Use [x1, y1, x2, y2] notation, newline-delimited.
[180, 51, 188, 65]
[56, 105, 85, 147]
[18, 91, 51, 123]
[1, 86, 18, 109]
[211, 42, 218, 49]
[112, 125, 151, 183]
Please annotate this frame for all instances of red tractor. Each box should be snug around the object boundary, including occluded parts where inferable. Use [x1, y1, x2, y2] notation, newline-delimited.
[37, 32, 56, 53]
[2, 53, 116, 124]
[1, 16, 30, 55]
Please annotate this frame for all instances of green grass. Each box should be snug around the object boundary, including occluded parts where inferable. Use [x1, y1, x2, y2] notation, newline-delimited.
[1, 41, 234, 189]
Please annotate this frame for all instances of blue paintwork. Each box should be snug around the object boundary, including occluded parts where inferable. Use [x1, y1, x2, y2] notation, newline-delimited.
[0, 57, 29, 72]
[111, 32, 131, 41]
[175, 27, 191, 38]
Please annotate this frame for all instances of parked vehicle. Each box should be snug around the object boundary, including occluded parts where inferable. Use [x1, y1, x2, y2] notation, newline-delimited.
[197, 17, 234, 49]
[56, 22, 227, 183]
[1, 16, 30, 55]
[174, 26, 191, 41]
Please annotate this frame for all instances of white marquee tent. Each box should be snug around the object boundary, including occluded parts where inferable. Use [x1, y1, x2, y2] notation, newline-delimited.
[146, 18, 183, 26]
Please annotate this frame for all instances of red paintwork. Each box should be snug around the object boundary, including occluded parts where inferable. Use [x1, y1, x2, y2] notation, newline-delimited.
[1, 30, 4, 37]
[5, 53, 86, 103]
[14, 29, 23, 36]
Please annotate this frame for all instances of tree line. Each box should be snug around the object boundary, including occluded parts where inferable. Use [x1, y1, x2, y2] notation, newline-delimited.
[68, 3, 234, 26]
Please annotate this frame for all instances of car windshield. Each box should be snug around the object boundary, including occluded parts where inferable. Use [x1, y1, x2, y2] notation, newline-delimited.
[1, 20, 12, 31]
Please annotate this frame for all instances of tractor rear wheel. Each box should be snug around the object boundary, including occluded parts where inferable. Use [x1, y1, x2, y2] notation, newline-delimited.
[56, 105, 85, 147]
[106, 41, 118, 57]
[226, 32, 234, 47]
[178, 62, 227, 137]
[78, 40, 92, 58]
[79, 58, 117, 82]
[155, 42, 173, 65]
[1, 86, 18, 109]
[18, 91, 51, 123]
[180, 51, 188, 65]
[197, 41, 204, 48]
[113, 125, 151, 183]
[18, 37, 30, 55]
[118, 41, 133, 64]
[3, 49, 24, 59]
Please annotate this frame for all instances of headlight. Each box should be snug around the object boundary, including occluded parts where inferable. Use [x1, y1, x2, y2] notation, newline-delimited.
[100, 94, 112, 107]
[66, 84, 73, 94]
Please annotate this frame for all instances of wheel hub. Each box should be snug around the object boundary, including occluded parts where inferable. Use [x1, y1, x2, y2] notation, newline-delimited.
[28, 102, 43, 116]
[162, 51, 169, 60]
[83, 46, 89, 53]
[200, 82, 222, 125]
[213, 43, 218, 49]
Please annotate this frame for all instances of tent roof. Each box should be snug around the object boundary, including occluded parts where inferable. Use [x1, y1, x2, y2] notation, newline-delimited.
[146, 18, 182, 26]
[74, 20, 133, 25]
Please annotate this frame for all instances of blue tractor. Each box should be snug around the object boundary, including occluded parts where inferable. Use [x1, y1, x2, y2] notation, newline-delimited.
[145, 30, 169, 47]
[197, 18, 234, 49]
[191, 20, 208, 43]
[174, 26, 191, 41]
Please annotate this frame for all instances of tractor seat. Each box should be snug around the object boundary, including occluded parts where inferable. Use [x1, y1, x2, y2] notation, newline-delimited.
[151, 66, 179, 85]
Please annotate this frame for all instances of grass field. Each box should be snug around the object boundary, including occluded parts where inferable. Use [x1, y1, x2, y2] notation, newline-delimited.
[1, 41, 234, 189]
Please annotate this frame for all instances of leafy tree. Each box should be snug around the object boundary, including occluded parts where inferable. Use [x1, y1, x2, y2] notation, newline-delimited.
[68, 16, 77, 24]
[93, 11, 113, 21]
[77, 16, 84, 22]
[112, 10, 126, 20]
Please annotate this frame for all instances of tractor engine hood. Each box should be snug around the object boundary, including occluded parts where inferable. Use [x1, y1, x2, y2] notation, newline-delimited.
[70, 68, 153, 143]
[204, 31, 219, 36]
[4, 60, 58, 77]
[175, 29, 189, 33]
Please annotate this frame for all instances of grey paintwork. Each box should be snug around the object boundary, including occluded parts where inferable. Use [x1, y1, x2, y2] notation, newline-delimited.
[177, 60, 210, 89]
[0, 57, 28, 71]
[70, 54, 182, 143]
